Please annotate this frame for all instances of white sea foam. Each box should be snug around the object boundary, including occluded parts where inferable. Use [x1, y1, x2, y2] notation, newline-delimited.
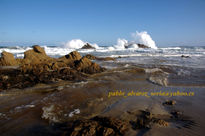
[68, 109, 80, 117]
[112, 30, 157, 49]
[0, 47, 32, 57]
[41, 105, 61, 123]
[114, 38, 128, 49]
[132, 31, 157, 49]
[63, 39, 99, 49]
[63, 39, 85, 49]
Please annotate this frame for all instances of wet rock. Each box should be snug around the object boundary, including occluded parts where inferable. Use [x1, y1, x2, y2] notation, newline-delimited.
[81, 43, 95, 49]
[75, 57, 105, 74]
[126, 43, 149, 49]
[0, 75, 9, 81]
[147, 71, 169, 86]
[137, 44, 149, 48]
[154, 119, 169, 127]
[69, 116, 128, 136]
[181, 55, 190, 58]
[171, 111, 183, 119]
[129, 110, 153, 129]
[0, 49, 105, 90]
[92, 116, 128, 134]
[128, 110, 169, 129]
[163, 100, 176, 106]
[0, 51, 18, 66]
[42, 105, 63, 123]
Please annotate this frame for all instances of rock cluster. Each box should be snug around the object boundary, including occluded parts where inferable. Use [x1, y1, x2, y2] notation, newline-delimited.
[65, 116, 128, 136]
[0, 45, 106, 90]
[0, 51, 18, 66]
[128, 110, 169, 129]
[46, 110, 170, 136]
[81, 43, 95, 49]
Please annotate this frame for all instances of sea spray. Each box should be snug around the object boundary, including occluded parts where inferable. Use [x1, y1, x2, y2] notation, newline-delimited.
[131, 31, 157, 49]
[63, 39, 99, 49]
[114, 38, 128, 49]
[114, 30, 157, 49]
[63, 39, 86, 49]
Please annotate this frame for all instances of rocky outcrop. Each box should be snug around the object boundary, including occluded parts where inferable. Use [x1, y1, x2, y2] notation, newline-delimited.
[137, 44, 149, 48]
[24, 45, 52, 64]
[75, 57, 105, 74]
[181, 55, 190, 58]
[67, 116, 128, 136]
[64, 51, 82, 60]
[0, 46, 106, 90]
[0, 51, 18, 66]
[81, 43, 95, 49]
[84, 54, 116, 61]
[126, 43, 149, 49]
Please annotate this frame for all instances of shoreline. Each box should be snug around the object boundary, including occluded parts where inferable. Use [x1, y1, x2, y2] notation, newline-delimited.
[0, 45, 205, 136]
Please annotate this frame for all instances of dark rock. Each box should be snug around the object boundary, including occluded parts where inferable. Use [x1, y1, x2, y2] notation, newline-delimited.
[137, 44, 149, 48]
[0, 51, 18, 66]
[81, 43, 95, 49]
[126, 43, 149, 49]
[181, 55, 190, 58]
[68, 116, 128, 136]
[128, 110, 169, 129]
[171, 111, 183, 119]
[163, 100, 176, 106]
[129, 110, 153, 129]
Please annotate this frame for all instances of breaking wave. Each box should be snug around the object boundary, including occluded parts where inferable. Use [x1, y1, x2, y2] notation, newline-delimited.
[63, 39, 99, 49]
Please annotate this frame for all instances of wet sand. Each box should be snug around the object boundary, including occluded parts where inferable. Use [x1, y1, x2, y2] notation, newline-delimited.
[0, 65, 205, 136]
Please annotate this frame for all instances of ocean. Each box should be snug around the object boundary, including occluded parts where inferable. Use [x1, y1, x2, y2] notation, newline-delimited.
[1, 45, 205, 68]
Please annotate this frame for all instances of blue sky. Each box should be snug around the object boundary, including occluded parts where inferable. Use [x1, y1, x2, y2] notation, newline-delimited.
[0, 0, 205, 47]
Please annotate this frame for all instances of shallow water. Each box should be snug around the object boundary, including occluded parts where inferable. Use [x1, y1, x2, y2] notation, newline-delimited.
[0, 64, 205, 135]
[0, 45, 205, 135]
